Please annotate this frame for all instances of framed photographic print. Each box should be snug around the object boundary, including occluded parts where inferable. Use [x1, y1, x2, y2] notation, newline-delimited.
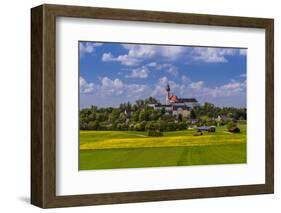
[31, 4, 274, 208]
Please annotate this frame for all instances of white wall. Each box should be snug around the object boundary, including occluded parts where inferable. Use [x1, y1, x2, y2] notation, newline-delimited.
[0, 0, 279, 212]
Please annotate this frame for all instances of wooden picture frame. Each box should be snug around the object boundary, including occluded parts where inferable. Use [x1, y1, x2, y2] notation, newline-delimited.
[31, 4, 274, 208]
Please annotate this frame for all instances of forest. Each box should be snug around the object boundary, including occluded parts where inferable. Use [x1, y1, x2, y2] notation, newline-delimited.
[79, 97, 247, 132]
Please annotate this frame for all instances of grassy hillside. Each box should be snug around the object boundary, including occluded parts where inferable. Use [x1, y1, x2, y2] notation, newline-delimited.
[79, 125, 246, 170]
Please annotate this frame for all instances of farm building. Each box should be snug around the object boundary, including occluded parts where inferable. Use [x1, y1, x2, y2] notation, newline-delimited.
[197, 126, 216, 132]
[216, 115, 233, 122]
[149, 84, 199, 118]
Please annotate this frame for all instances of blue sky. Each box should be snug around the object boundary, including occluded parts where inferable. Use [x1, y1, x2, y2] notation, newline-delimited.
[79, 41, 247, 109]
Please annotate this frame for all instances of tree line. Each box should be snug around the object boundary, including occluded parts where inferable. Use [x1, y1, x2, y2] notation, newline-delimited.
[80, 97, 246, 132]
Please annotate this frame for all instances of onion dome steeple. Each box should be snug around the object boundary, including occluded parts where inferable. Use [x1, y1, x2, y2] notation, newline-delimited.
[166, 84, 170, 92]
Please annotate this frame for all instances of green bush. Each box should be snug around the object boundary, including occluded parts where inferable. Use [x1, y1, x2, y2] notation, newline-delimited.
[227, 121, 237, 130]
[80, 122, 88, 130]
[134, 121, 146, 131]
[159, 121, 166, 132]
[165, 122, 177, 131]
[116, 123, 129, 131]
[177, 122, 187, 130]
[87, 121, 100, 130]
[145, 121, 160, 131]
[206, 120, 217, 126]
[147, 131, 163, 137]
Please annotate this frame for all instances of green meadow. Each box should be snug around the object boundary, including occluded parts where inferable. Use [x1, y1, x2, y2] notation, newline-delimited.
[79, 125, 246, 170]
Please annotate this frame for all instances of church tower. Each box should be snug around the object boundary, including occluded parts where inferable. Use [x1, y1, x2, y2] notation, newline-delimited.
[166, 84, 170, 104]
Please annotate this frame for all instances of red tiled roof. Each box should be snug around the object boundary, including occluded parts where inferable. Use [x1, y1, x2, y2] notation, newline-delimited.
[169, 95, 178, 102]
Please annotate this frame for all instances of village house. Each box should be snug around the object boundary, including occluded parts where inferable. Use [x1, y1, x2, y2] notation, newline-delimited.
[149, 84, 199, 118]
[216, 115, 233, 122]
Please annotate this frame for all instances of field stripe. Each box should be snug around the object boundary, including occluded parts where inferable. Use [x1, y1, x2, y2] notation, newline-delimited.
[80, 138, 245, 150]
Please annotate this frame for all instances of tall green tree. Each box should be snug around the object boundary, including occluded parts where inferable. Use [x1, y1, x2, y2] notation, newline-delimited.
[190, 109, 196, 119]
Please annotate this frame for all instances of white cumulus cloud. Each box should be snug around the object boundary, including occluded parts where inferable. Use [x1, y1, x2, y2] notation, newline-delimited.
[151, 75, 246, 102]
[102, 52, 140, 66]
[239, 49, 247, 56]
[102, 44, 186, 67]
[126, 66, 150, 78]
[190, 81, 204, 90]
[151, 63, 178, 76]
[100, 77, 124, 95]
[191, 47, 238, 63]
[79, 42, 103, 56]
[80, 76, 95, 94]
[91, 77, 150, 98]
